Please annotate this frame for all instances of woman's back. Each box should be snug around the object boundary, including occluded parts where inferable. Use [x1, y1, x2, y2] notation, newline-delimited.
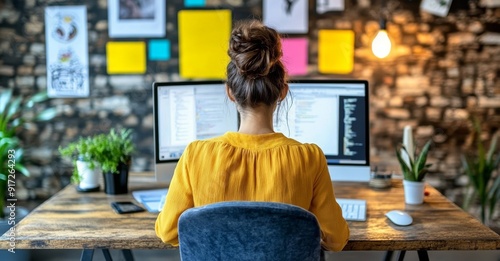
[186, 132, 325, 209]
[156, 132, 349, 251]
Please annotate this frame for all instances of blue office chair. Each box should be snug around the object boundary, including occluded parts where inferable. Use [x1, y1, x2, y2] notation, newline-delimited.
[178, 201, 322, 261]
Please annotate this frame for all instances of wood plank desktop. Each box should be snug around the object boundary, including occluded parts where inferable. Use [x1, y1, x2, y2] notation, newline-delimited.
[0, 172, 499, 252]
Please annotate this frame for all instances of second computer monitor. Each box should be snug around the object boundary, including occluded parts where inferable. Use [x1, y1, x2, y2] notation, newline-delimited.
[274, 80, 370, 182]
[153, 81, 239, 183]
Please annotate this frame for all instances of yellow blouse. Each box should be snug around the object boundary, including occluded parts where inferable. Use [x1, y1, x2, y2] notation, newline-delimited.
[155, 132, 349, 251]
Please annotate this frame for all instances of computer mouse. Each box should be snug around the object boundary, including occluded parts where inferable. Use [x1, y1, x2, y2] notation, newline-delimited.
[385, 210, 413, 226]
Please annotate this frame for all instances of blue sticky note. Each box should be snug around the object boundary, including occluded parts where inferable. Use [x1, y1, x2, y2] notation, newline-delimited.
[185, 0, 206, 7]
[148, 39, 170, 61]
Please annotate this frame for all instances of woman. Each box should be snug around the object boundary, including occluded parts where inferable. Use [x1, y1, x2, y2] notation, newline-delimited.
[155, 20, 349, 252]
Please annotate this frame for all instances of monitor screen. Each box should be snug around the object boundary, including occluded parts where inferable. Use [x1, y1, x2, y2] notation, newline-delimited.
[153, 81, 239, 183]
[274, 80, 370, 182]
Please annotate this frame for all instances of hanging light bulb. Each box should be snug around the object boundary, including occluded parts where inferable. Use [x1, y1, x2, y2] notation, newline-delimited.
[371, 19, 392, 59]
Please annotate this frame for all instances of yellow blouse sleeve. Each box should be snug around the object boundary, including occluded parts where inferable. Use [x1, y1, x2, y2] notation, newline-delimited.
[309, 147, 350, 251]
[155, 144, 194, 246]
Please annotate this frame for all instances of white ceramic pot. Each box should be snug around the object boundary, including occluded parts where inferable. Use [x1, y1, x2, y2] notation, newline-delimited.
[403, 180, 425, 205]
[76, 159, 100, 190]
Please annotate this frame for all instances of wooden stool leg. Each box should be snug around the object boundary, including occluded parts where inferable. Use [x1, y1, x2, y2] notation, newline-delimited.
[80, 249, 94, 261]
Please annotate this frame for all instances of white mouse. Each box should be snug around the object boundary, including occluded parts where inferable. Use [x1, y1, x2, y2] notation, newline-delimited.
[385, 210, 413, 226]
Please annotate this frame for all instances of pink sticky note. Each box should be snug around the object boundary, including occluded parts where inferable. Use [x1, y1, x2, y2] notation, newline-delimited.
[281, 38, 308, 76]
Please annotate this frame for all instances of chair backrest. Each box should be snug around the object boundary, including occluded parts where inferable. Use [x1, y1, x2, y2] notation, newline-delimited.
[178, 201, 321, 261]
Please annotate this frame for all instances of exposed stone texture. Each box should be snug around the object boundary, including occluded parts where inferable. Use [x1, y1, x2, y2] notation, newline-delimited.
[109, 76, 145, 91]
[479, 32, 500, 45]
[0, 0, 499, 205]
[0, 65, 14, 76]
[29, 43, 45, 55]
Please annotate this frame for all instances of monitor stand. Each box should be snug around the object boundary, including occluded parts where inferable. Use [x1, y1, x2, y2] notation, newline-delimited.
[155, 163, 177, 183]
[328, 165, 371, 182]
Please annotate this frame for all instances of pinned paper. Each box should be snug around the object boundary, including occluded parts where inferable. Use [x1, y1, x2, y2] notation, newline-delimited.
[318, 30, 354, 74]
[106, 42, 146, 74]
[263, 0, 308, 34]
[149, 39, 170, 61]
[281, 38, 308, 76]
[108, 0, 166, 38]
[420, 0, 453, 17]
[178, 10, 231, 79]
[317, 0, 345, 13]
[185, 0, 206, 7]
[45, 6, 89, 98]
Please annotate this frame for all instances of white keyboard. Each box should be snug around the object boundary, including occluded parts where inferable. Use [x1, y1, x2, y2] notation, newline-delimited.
[336, 198, 367, 221]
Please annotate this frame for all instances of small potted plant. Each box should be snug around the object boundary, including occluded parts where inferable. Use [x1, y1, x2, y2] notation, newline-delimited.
[59, 136, 100, 192]
[461, 117, 500, 225]
[89, 128, 135, 195]
[396, 126, 433, 205]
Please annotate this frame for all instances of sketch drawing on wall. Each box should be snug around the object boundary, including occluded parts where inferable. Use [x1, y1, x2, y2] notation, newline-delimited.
[45, 5, 89, 98]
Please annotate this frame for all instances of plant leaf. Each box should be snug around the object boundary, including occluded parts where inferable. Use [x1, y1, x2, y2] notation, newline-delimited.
[462, 185, 476, 211]
[486, 133, 498, 164]
[6, 97, 22, 120]
[15, 164, 29, 177]
[35, 108, 58, 121]
[414, 140, 432, 181]
[396, 145, 414, 181]
[0, 89, 12, 113]
[25, 91, 49, 107]
[31, 91, 49, 102]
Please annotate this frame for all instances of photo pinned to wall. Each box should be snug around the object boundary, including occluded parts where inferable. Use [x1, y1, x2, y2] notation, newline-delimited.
[108, 0, 166, 38]
[317, 0, 344, 14]
[263, 0, 308, 34]
[420, 0, 453, 17]
[45, 5, 89, 98]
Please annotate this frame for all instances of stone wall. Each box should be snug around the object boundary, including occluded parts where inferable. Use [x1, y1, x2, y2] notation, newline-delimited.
[0, 0, 499, 203]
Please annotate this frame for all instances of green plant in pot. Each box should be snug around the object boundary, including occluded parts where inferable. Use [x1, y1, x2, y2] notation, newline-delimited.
[89, 128, 135, 195]
[58, 136, 101, 192]
[461, 117, 500, 225]
[396, 126, 433, 205]
[0, 89, 57, 219]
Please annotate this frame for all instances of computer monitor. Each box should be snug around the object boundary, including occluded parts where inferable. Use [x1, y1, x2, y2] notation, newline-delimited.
[152, 81, 239, 183]
[274, 80, 370, 182]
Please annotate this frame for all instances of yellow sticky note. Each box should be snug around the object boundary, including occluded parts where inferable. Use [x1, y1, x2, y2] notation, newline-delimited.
[178, 10, 231, 79]
[106, 42, 146, 74]
[318, 30, 354, 74]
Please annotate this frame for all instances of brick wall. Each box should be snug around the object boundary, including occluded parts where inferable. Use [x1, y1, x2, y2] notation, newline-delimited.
[0, 0, 499, 202]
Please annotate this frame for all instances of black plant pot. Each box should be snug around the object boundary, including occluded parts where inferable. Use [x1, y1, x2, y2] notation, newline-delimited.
[103, 162, 130, 195]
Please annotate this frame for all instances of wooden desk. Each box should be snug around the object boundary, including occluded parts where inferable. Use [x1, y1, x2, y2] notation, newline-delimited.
[1, 173, 499, 258]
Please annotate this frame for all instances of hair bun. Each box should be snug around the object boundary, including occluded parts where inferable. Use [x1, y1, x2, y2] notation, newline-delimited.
[228, 21, 282, 78]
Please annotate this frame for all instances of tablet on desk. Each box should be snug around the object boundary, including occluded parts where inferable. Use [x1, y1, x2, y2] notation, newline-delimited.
[132, 188, 168, 213]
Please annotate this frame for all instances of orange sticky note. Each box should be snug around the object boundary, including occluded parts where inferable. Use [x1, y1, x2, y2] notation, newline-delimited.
[106, 42, 146, 74]
[318, 30, 354, 74]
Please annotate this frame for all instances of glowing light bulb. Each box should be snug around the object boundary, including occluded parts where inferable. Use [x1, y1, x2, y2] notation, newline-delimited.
[371, 30, 392, 59]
